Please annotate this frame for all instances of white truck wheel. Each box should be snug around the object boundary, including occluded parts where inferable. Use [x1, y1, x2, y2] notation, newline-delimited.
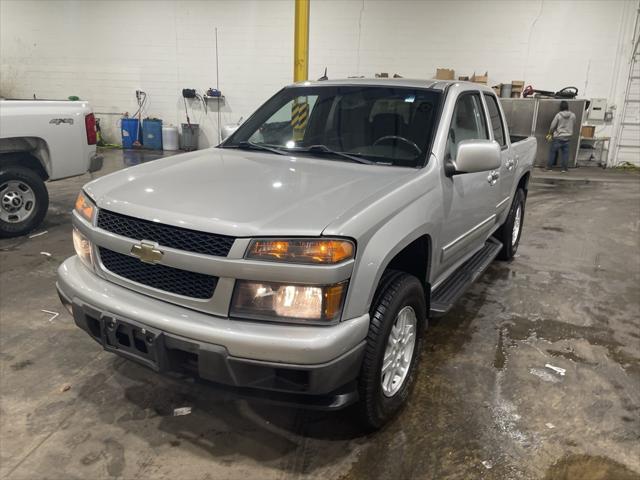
[0, 166, 49, 238]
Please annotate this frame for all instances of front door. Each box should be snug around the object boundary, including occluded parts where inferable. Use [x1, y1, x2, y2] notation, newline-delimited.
[437, 91, 499, 277]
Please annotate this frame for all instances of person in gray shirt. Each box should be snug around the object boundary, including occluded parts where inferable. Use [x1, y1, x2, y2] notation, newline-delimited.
[545, 101, 576, 172]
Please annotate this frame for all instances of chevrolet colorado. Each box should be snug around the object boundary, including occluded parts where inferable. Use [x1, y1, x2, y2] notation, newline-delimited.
[57, 79, 535, 428]
[0, 99, 102, 237]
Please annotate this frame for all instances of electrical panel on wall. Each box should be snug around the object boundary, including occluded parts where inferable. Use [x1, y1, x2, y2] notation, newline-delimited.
[588, 98, 607, 121]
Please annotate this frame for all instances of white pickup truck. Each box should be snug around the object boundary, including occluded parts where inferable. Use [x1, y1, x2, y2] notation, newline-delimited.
[0, 100, 102, 237]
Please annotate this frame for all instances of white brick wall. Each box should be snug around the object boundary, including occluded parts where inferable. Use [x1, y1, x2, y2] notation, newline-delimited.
[0, 0, 293, 146]
[1, 0, 637, 157]
[311, 0, 633, 90]
[309, 0, 638, 166]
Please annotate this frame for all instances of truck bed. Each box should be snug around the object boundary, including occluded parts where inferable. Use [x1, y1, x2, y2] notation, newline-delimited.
[510, 135, 537, 169]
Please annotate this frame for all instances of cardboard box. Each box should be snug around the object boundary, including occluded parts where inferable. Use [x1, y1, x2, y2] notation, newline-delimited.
[581, 125, 595, 138]
[435, 68, 455, 80]
[472, 71, 488, 84]
[511, 81, 525, 96]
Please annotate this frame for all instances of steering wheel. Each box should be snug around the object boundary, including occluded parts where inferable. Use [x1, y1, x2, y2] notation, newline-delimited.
[373, 135, 422, 156]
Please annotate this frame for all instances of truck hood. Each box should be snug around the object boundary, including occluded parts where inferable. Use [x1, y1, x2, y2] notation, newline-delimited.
[85, 148, 415, 237]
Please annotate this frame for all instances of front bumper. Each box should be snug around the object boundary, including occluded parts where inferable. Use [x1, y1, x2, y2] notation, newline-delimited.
[57, 256, 368, 407]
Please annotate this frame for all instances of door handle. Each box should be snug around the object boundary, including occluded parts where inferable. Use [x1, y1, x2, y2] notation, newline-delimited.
[506, 159, 515, 171]
[487, 170, 499, 186]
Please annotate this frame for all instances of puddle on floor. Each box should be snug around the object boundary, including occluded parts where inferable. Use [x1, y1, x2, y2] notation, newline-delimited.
[543, 454, 640, 480]
[493, 327, 507, 370]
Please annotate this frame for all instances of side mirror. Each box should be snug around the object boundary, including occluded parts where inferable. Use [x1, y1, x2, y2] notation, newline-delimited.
[446, 140, 501, 176]
[221, 123, 240, 141]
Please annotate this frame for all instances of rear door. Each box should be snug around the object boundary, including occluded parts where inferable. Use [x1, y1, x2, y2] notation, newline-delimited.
[483, 93, 513, 217]
[437, 91, 499, 274]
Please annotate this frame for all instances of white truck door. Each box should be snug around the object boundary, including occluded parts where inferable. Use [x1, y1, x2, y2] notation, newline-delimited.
[437, 91, 499, 274]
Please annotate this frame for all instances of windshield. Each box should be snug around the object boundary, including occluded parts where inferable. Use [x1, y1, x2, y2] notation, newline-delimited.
[222, 85, 442, 167]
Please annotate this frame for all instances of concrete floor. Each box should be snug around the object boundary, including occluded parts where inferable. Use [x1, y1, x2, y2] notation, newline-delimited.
[1, 148, 639, 480]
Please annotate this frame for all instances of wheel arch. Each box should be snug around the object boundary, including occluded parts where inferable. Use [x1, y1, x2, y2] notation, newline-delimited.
[516, 171, 531, 197]
[0, 137, 51, 180]
[385, 234, 432, 290]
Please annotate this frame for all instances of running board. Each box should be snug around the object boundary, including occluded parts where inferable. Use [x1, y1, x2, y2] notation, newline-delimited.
[430, 238, 503, 317]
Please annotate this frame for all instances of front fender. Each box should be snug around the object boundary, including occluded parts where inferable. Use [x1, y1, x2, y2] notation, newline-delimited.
[341, 189, 441, 319]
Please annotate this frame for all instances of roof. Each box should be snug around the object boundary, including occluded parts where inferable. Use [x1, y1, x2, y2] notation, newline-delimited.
[284, 78, 492, 92]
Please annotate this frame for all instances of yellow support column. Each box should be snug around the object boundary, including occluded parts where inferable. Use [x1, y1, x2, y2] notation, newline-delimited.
[293, 0, 310, 82]
[292, 0, 310, 142]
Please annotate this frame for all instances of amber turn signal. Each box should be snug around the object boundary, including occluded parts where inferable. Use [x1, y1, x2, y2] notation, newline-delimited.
[246, 239, 355, 264]
[74, 191, 95, 222]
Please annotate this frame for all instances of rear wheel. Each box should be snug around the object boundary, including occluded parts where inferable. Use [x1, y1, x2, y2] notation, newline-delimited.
[357, 271, 426, 430]
[496, 188, 525, 260]
[0, 167, 49, 238]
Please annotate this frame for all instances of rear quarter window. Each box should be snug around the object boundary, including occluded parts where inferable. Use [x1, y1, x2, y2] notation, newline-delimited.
[483, 94, 506, 147]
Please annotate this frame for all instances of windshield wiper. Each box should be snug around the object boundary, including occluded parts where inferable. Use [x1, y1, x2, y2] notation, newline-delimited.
[233, 141, 287, 156]
[300, 145, 374, 165]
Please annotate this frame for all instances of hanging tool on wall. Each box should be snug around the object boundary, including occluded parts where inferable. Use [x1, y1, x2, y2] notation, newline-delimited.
[182, 88, 197, 99]
[182, 88, 207, 115]
[131, 90, 147, 147]
[182, 89, 193, 132]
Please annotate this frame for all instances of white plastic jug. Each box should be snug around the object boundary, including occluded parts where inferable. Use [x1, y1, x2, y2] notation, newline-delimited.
[162, 125, 179, 151]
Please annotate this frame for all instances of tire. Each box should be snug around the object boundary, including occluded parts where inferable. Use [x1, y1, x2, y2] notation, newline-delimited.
[357, 270, 427, 430]
[0, 166, 49, 238]
[496, 188, 526, 261]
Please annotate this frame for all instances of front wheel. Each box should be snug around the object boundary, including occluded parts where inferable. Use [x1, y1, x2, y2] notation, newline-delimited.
[0, 167, 49, 238]
[496, 188, 526, 260]
[357, 271, 426, 430]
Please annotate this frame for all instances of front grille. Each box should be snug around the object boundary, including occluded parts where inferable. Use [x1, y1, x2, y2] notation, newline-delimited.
[99, 247, 217, 299]
[97, 209, 235, 257]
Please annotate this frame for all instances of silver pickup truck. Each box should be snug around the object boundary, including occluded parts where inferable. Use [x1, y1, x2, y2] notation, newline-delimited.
[57, 79, 535, 428]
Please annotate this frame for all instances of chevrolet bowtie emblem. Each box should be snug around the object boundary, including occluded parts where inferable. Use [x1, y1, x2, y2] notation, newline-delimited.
[131, 241, 164, 264]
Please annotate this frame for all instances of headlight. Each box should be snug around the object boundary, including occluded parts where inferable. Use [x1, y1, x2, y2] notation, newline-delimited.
[230, 280, 348, 323]
[246, 239, 354, 264]
[74, 191, 95, 222]
[73, 227, 93, 268]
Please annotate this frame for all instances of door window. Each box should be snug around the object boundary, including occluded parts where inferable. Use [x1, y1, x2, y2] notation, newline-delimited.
[446, 93, 488, 160]
[484, 94, 506, 146]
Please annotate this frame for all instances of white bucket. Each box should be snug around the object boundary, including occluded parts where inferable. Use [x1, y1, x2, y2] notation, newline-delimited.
[162, 125, 179, 151]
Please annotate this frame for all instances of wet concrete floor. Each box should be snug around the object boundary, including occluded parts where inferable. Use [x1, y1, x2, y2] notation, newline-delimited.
[1, 149, 639, 479]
